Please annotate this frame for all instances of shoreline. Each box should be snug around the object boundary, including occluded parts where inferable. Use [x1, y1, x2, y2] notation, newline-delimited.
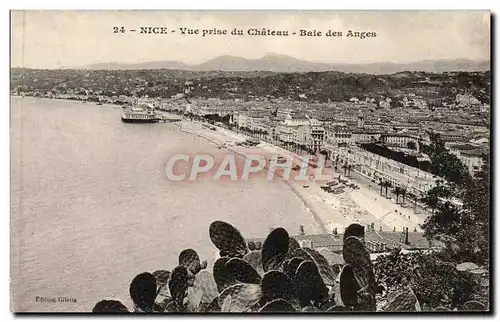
[176, 120, 428, 235]
[14, 95, 428, 234]
[11, 95, 126, 109]
[175, 121, 330, 235]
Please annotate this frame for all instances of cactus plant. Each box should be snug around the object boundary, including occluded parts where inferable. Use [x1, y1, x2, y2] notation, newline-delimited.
[295, 260, 329, 308]
[92, 300, 129, 313]
[318, 299, 337, 312]
[242, 250, 265, 277]
[129, 272, 157, 313]
[288, 238, 301, 254]
[339, 264, 360, 307]
[343, 236, 376, 297]
[92, 221, 489, 313]
[461, 300, 487, 311]
[209, 221, 248, 257]
[259, 298, 295, 312]
[456, 262, 479, 272]
[194, 270, 219, 304]
[185, 282, 203, 312]
[382, 290, 419, 312]
[260, 270, 296, 303]
[168, 266, 189, 310]
[343, 223, 365, 242]
[225, 257, 262, 284]
[213, 257, 237, 293]
[302, 305, 320, 312]
[200, 296, 221, 312]
[342, 235, 377, 311]
[217, 283, 262, 312]
[283, 257, 304, 281]
[221, 294, 233, 312]
[152, 270, 170, 287]
[291, 247, 336, 286]
[152, 270, 171, 298]
[326, 305, 351, 312]
[262, 227, 289, 272]
[179, 249, 207, 275]
[179, 249, 200, 270]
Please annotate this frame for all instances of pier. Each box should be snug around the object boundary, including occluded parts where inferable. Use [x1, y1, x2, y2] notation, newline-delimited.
[156, 113, 183, 123]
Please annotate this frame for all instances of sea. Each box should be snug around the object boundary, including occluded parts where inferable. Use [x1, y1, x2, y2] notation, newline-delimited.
[10, 96, 323, 312]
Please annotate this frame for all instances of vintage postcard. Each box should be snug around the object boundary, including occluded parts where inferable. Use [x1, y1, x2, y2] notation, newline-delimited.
[10, 10, 491, 313]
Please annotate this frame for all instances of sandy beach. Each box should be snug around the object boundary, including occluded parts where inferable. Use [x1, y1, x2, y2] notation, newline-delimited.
[178, 121, 429, 235]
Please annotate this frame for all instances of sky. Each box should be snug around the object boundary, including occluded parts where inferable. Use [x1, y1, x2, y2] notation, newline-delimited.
[10, 10, 490, 69]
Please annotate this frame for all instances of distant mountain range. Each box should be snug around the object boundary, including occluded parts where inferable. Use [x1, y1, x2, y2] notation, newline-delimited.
[72, 54, 489, 74]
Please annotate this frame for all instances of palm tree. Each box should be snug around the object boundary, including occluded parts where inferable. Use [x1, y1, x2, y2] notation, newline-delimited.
[401, 188, 407, 206]
[407, 141, 417, 150]
[394, 186, 401, 204]
[384, 181, 390, 198]
[342, 163, 348, 176]
[378, 179, 384, 196]
[413, 193, 419, 213]
[421, 191, 440, 215]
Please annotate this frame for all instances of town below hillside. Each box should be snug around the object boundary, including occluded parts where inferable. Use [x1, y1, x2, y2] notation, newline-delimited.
[11, 68, 490, 105]
[11, 67, 491, 313]
[11, 68, 490, 182]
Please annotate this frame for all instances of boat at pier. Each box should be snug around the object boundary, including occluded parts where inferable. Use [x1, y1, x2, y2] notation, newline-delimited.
[121, 106, 159, 123]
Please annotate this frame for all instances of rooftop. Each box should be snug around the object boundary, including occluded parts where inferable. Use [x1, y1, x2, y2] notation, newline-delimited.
[247, 231, 444, 254]
[461, 149, 485, 157]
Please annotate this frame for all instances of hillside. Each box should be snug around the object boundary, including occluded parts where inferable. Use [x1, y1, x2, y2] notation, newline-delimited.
[10, 68, 491, 104]
[74, 55, 490, 75]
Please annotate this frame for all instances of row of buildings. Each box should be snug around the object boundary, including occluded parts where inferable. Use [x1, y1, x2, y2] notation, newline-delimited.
[25, 90, 487, 195]
[53, 92, 486, 184]
[248, 226, 444, 263]
[166, 101, 488, 201]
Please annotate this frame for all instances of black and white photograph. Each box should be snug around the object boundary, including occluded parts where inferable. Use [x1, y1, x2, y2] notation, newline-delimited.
[9, 10, 491, 313]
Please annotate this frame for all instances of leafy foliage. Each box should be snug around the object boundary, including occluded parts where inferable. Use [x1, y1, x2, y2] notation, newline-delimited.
[421, 134, 471, 187]
[373, 249, 487, 310]
[93, 222, 488, 313]
[421, 145, 490, 266]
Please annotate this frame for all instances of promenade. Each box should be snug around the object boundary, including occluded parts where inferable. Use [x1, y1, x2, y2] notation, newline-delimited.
[177, 121, 429, 234]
